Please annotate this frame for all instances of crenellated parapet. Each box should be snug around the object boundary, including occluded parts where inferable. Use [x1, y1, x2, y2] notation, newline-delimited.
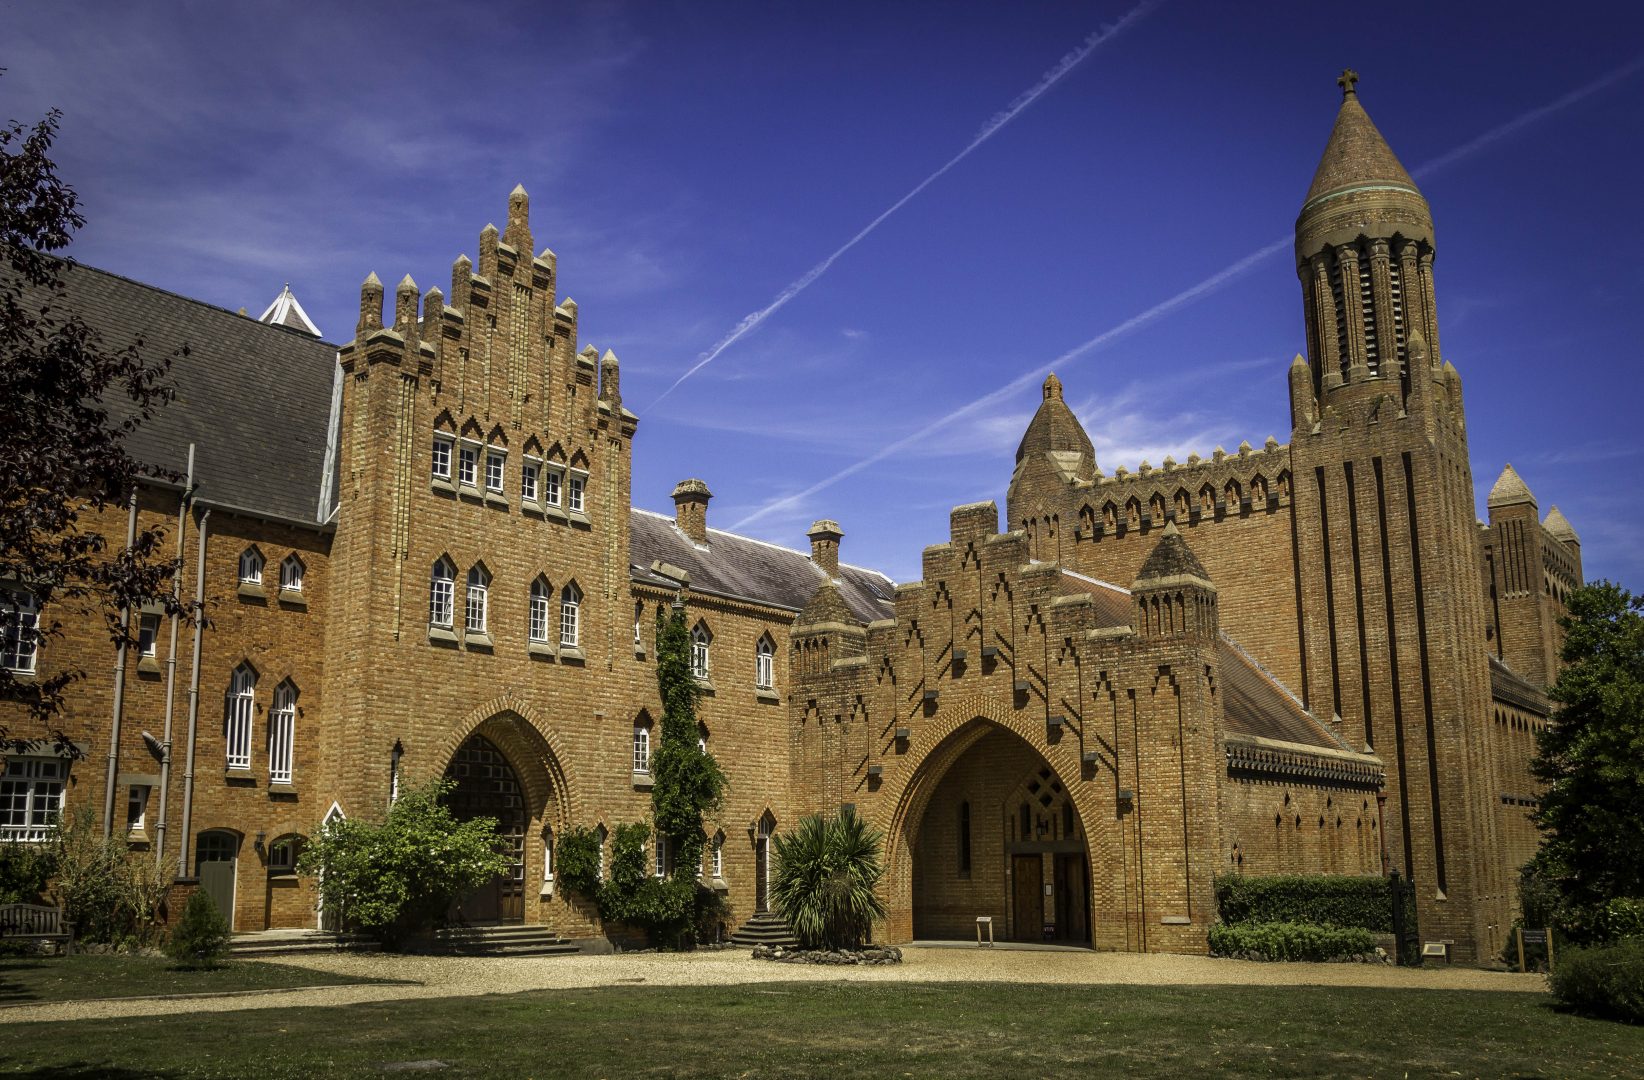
[1065, 439, 1293, 545]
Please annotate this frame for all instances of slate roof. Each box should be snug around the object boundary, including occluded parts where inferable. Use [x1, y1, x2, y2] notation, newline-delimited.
[1056, 570, 1133, 628]
[44, 263, 340, 526]
[629, 509, 896, 622]
[1218, 636, 1348, 752]
[1489, 655, 1550, 715]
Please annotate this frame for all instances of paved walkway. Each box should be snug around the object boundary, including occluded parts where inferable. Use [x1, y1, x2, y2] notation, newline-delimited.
[0, 946, 1546, 1025]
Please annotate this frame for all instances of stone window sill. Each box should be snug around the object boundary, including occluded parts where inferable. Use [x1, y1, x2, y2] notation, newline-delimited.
[632, 771, 654, 790]
[539, 881, 554, 899]
[568, 511, 591, 527]
[278, 590, 307, 609]
[137, 655, 162, 676]
[694, 677, 715, 695]
[225, 771, 257, 787]
[559, 646, 585, 664]
[522, 501, 545, 518]
[755, 687, 779, 703]
[457, 484, 484, 502]
[431, 477, 455, 495]
[3, 668, 36, 683]
[484, 491, 509, 509]
[710, 876, 728, 893]
[465, 631, 494, 651]
[268, 784, 299, 800]
[428, 624, 459, 645]
[527, 640, 556, 660]
[237, 582, 266, 601]
[544, 504, 569, 523]
[633, 646, 646, 660]
[268, 871, 300, 882]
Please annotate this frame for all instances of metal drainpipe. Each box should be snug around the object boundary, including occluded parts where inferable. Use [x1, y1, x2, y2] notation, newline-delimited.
[101, 489, 140, 839]
[178, 506, 210, 879]
[153, 445, 194, 866]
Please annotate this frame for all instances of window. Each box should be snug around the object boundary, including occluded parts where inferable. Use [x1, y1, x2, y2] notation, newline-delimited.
[958, 801, 971, 875]
[633, 722, 650, 773]
[280, 554, 304, 592]
[485, 448, 506, 493]
[269, 681, 296, 785]
[567, 471, 585, 514]
[542, 827, 554, 882]
[654, 834, 669, 878]
[528, 578, 551, 644]
[465, 565, 490, 635]
[226, 664, 256, 770]
[1019, 802, 1031, 841]
[633, 601, 643, 648]
[559, 583, 581, 648]
[596, 825, 608, 880]
[137, 612, 161, 657]
[1, 588, 39, 674]
[126, 784, 150, 833]
[429, 559, 455, 628]
[755, 635, 775, 689]
[543, 467, 562, 507]
[691, 624, 711, 679]
[0, 758, 65, 842]
[458, 441, 479, 487]
[268, 836, 298, 874]
[521, 459, 540, 503]
[431, 434, 453, 480]
[712, 833, 724, 878]
[698, 724, 708, 754]
[238, 547, 264, 585]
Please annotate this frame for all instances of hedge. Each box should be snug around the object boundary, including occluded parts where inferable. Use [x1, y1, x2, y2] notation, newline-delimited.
[1215, 874, 1392, 932]
[1550, 938, 1644, 1024]
[1207, 921, 1376, 962]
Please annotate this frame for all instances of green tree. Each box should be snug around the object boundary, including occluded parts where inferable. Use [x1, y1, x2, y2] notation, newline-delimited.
[1, 99, 189, 739]
[770, 807, 887, 950]
[1529, 582, 1644, 936]
[297, 780, 509, 947]
[165, 887, 230, 968]
[649, 598, 725, 877]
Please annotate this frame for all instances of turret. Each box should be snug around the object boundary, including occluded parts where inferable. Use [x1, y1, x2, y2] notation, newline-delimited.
[1131, 521, 1218, 641]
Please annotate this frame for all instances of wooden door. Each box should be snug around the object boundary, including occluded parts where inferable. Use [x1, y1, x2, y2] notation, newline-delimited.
[196, 831, 238, 930]
[1055, 853, 1090, 943]
[755, 836, 769, 912]
[1012, 855, 1042, 941]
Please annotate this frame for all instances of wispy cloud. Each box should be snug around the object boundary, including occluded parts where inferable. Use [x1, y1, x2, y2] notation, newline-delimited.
[731, 55, 1644, 532]
[646, 0, 1164, 410]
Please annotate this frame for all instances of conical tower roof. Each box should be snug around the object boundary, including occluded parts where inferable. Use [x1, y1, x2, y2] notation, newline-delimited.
[1487, 463, 1536, 510]
[1015, 373, 1096, 471]
[1543, 506, 1580, 544]
[1296, 71, 1432, 257]
[1135, 521, 1211, 586]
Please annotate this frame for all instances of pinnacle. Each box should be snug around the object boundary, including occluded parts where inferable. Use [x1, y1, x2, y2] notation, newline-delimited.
[363, 271, 382, 287]
[1488, 463, 1535, 509]
[1043, 372, 1063, 400]
[1291, 353, 1307, 369]
[510, 183, 528, 198]
[1543, 505, 1579, 544]
[481, 222, 498, 235]
[397, 273, 417, 292]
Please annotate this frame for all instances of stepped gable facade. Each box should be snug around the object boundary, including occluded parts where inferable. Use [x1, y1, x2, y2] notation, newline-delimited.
[2, 75, 1577, 961]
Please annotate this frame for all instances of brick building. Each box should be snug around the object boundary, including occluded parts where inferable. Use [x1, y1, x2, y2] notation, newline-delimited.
[1, 76, 1577, 960]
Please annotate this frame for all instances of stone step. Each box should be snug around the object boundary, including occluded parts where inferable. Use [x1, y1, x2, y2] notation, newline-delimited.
[228, 931, 379, 957]
[728, 913, 798, 947]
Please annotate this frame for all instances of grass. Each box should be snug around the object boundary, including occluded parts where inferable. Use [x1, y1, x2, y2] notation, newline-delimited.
[1, 980, 1642, 1078]
[0, 954, 391, 1005]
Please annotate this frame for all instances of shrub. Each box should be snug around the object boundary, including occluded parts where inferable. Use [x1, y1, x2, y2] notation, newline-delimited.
[297, 780, 509, 947]
[0, 839, 55, 904]
[770, 807, 886, 950]
[1215, 874, 1391, 932]
[555, 826, 602, 900]
[1550, 938, 1644, 1024]
[1208, 920, 1375, 962]
[48, 810, 173, 948]
[165, 887, 230, 968]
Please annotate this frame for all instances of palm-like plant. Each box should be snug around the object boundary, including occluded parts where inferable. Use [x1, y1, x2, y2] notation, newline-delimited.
[769, 807, 887, 950]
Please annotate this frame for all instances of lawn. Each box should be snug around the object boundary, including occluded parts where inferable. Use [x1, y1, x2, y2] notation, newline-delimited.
[0, 954, 391, 1005]
[2, 980, 1642, 1078]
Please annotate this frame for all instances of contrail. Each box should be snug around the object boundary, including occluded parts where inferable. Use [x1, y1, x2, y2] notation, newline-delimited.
[730, 56, 1644, 532]
[647, 0, 1163, 410]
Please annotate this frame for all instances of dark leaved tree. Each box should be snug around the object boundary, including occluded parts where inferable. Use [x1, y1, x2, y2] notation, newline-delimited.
[0, 103, 187, 742]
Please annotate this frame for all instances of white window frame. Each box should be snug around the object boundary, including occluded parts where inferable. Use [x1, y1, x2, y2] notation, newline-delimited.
[528, 578, 551, 644]
[567, 469, 587, 514]
[559, 583, 581, 648]
[269, 681, 296, 785]
[691, 624, 711, 679]
[465, 566, 490, 635]
[126, 784, 150, 833]
[542, 826, 554, 883]
[543, 465, 563, 508]
[712, 835, 724, 878]
[484, 447, 506, 494]
[521, 457, 541, 504]
[280, 554, 304, 593]
[654, 833, 669, 878]
[457, 440, 481, 488]
[429, 560, 455, 628]
[268, 836, 298, 874]
[226, 664, 256, 771]
[0, 758, 66, 843]
[137, 612, 161, 658]
[596, 825, 607, 880]
[1, 588, 39, 674]
[431, 434, 454, 481]
[632, 723, 650, 774]
[755, 636, 775, 689]
[238, 547, 264, 585]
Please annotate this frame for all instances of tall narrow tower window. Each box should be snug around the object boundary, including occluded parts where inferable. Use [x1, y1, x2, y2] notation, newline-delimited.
[1358, 255, 1379, 375]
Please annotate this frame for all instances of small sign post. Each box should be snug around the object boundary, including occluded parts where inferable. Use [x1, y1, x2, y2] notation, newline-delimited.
[975, 916, 994, 948]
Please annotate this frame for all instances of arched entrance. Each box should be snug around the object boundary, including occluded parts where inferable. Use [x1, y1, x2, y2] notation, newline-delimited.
[196, 830, 240, 930]
[443, 733, 526, 923]
[904, 724, 1093, 945]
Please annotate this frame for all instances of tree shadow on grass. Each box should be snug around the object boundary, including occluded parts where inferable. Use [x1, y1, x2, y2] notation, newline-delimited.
[6, 1067, 177, 1080]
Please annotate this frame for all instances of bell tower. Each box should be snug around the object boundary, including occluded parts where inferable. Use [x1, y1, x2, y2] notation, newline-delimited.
[1288, 73, 1505, 960]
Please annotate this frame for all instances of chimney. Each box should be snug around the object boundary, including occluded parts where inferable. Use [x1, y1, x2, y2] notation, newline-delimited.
[672, 479, 712, 544]
[808, 519, 844, 578]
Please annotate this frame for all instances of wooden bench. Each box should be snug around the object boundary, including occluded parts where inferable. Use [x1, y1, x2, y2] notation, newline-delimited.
[0, 903, 72, 954]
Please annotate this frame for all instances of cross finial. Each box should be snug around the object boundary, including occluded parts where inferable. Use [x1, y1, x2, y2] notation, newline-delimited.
[1337, 68, 1359, 98]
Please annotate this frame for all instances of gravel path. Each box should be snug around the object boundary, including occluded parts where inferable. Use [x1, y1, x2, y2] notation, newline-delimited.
[0, 947, 1545, 1025]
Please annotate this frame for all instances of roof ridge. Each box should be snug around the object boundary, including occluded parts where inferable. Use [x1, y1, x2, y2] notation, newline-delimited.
[1058, 567, 1130, 595]
[630, 507, 894, 583]
[59, 260, 341, 347]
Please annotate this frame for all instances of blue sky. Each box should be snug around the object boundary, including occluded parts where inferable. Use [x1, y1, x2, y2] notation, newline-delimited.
[7, 1, 1643, 587]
